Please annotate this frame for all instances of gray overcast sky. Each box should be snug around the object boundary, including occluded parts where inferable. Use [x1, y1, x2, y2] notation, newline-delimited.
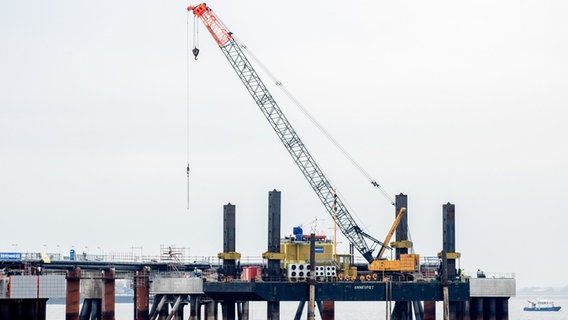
[1, 1, 567, 288]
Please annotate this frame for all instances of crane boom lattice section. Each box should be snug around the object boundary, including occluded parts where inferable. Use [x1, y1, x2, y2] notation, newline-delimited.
[220, 39, 375, 263]
[189, 4, 379, 263]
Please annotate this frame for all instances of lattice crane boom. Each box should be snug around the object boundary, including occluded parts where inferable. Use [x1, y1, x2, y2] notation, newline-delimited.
[188, 3, 382, 263]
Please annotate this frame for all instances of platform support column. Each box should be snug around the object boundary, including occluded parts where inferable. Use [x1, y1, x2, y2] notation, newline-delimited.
[236, 301, 249, 320]
[483, 298, 496, 320]
[449, 301, 460, 320]
[442, 203, 457, 281]
[13, 300, 23, 319]
[266, 190, 281, 320]
[159, 301, 169, 320]
[424, 301, 436, 320]
[237, 301, 249, 320]
[395, 194, 408, 259]
[470, 298, 483, 320]
[101, 268, 115, 320]
[176, 299, 184, 320]
[497, 297, 509, 320]
[307, 233, 316, 320]
[79, 299, 101, 320]
[394, 194, 420, 320]
[392, 301, 411, 320]
[134, 269, 150, 320]
[190, 295, 201, 320]
[267, 302, 279, 320]
[79, 299, 92, 320]
[149, 294, 168, 320]
[441, 203, 459, 320]
[66, 267, 81, 320]
[415, 301, 425, 320]
[462, 300, 471, 320]
[223, 203, 237, 278]
[0, 299, 9, 319]
[221, 301, 235, 320]
[267, 190, 282, 281]
[293, 301, 305, 320]
[204, 301, 217, 320]
[321, 301, 334, 320]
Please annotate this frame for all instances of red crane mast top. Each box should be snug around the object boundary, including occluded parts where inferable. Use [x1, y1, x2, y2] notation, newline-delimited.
[188, 4, 232, 47]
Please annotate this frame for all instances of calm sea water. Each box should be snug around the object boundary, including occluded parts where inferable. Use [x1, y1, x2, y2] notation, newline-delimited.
[46, 296, 568, 319]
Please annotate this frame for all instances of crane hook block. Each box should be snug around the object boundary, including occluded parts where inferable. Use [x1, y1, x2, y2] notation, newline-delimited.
[192, 47, 200, 60]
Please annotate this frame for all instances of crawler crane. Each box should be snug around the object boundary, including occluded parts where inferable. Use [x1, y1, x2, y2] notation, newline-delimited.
[188, 3, 419, 279]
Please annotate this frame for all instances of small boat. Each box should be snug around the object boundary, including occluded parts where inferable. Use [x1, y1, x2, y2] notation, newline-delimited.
[524, 299, 561, 312]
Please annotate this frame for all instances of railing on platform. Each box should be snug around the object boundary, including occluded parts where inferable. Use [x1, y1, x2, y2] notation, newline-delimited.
[5, 252, 514, 282]
[467, 272, 516, 279]
[9, 251, 439, 265]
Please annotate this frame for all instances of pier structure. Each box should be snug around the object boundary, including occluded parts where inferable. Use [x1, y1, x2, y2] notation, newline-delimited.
[64, 267, 117, 320]
[0, 271, 58, 320]
[468, 277, 515, 320]
[1, 190, 515, 320]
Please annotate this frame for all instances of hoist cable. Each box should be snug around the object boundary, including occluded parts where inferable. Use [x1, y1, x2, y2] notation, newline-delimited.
[193, 15, 199, 50]
[233, 36, 395, 206]
[186, 10, 192, 210]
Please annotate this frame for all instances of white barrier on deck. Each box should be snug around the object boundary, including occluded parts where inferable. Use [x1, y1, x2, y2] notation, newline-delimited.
[150, 277, 203, 294]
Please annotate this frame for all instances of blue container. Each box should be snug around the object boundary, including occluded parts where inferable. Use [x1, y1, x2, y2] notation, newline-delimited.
[293, 227, 303, 241]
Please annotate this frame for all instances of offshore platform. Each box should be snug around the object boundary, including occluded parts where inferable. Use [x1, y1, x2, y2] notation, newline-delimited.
[0, 191, 515, 319]
[1, 3, 515, 320]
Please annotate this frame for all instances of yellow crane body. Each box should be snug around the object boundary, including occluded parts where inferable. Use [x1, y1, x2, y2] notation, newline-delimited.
[368, 253, 421, 273]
